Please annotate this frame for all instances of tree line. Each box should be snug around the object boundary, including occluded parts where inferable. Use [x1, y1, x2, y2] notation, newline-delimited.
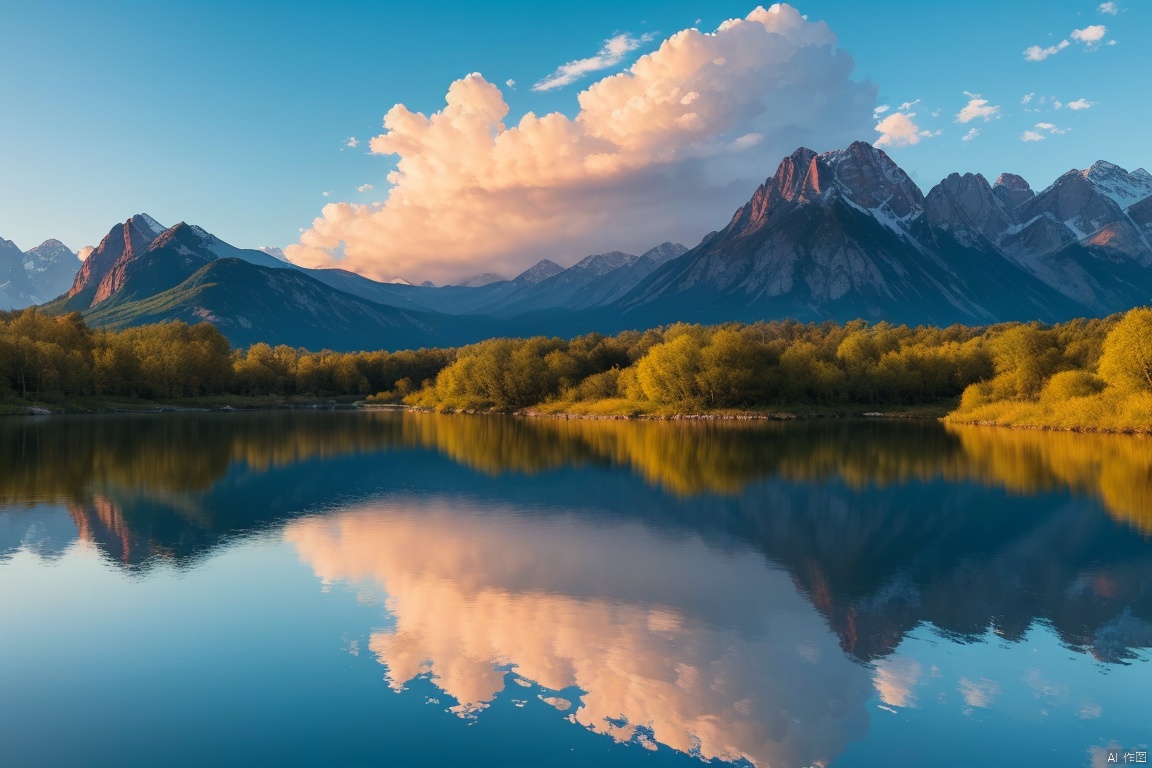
[0, 308, 451, 401]
[3, 306, 1150, 431]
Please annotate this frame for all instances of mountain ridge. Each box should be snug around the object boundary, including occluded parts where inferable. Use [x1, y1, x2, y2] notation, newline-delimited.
[17, 141, 1152, 350]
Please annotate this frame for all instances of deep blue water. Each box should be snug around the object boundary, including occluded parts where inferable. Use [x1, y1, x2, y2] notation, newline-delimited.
[0, 411, 1149, 767]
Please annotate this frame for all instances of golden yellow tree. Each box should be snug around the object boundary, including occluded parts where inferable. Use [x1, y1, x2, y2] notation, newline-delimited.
[1098, 307, 1152, 394]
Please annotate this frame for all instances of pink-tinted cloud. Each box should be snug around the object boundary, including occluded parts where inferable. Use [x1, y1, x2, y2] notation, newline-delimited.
[1071, 25, 1108, 45]
[955, 92, 1001, 123]
[874, 111, 939, 148]
[285, 499, 872, 767]
[286, 5, 876, 284]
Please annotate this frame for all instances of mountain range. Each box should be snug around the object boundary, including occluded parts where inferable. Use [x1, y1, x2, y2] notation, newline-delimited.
[0, 236, 78, 310]
[14, 141, 1152, 351]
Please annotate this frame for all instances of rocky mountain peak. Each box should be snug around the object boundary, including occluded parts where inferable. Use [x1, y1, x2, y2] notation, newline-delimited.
[514, 259, 564, 284]
[574, 251, 638, 276]
[1024, 169, 1124, 237]
[639, 242, 689, 266]
[27, 239, 72, 255]
[818, 140, 925, 218]
[923, 172, 1011, 239]
[67, 215, 165, 300]
[1083, 160, 1152, 209]
[993, 173, 1035, 213]
[723, 142, 923, 241]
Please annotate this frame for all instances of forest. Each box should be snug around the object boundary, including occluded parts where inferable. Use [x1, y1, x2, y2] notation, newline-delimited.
[1, 306, 1150, 432]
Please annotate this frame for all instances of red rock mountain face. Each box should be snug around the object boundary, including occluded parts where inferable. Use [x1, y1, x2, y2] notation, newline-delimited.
[621, 141, 1152, 325]
[68, 214, 165, 306]
[727, 142, 925, 239]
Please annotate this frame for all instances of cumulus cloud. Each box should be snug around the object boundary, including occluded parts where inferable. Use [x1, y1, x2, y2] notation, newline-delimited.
[77, 246, 95, 262]
[955, 92, 1001, 123]
[1024, 39, 1069, 61]
[505, 79, 516, 88]
[345, 137, 359, 148]
[357, 183, 374, 193]
[962, 127, 980, 142]
[1067, 98, 1095, 110]
[874, 113, 923, 147]
[532, 31, 654, 92]
[1098, 2, 1118, 13]
[1071, 25, 1107, 45]
[1021, 130, 1046, 142]
[1034, 122, 1069, 135]
[1021, 92, 1035, 104]
[873, 104, 890, 118]
[287, 5, 877, 284]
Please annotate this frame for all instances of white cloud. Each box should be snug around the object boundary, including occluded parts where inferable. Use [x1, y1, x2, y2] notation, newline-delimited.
[962, 127, 980, 142]
[357, 183, 374, 193]
[875, 113, 921, 146]
[898, 98, 920, 111]
[505, 79, 516, 88]
[1067, 98, 1095, 110]
[1021, 92, 1035, 104]
[77, 246, 95, 262]
[955, 93, 1001, 123]
[532, 31, 654, 92]
[1021, 130, 1046, 142]
[1034, 122, 1068, 135]
[287, 5, 877, 284]
[345, 137, 359, 148]
[872, 104, 891, 118]
[1098, 2, 1118, 14]
[1024, 39, 1069, 61]
[873, 110, 941, 148]
[322, 191, 332, 197]
[1107, 39, 1117, 46]
[1071, 25, 1107, 44]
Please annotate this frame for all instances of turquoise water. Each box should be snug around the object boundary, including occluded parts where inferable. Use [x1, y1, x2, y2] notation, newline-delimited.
[0, 412, 1149, 767]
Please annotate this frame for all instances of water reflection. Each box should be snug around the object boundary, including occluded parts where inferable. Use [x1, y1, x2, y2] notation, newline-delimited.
[2, 413, 1150, 534]
[2, 411, 1151, 765]
[286, 500, 872, 767]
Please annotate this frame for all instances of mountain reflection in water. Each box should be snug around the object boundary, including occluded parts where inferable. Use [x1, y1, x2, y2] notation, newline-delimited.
[1, 411, 1151, 766]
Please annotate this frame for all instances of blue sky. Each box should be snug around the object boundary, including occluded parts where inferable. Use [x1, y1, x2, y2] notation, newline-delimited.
[0, 1, 1146, 281]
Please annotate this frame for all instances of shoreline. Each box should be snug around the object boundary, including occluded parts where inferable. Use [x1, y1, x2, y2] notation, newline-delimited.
[6, 399, 1150, 436]
[943, 417, 1152, 437]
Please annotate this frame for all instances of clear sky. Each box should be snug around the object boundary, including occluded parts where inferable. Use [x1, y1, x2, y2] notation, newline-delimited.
[1, 1, 1147, 283]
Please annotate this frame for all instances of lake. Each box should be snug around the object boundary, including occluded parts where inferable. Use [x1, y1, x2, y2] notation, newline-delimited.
[1, 411, 1149, 767]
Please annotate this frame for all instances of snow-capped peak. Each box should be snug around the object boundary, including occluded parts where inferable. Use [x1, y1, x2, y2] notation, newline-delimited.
[1084, 160, 1152, 209]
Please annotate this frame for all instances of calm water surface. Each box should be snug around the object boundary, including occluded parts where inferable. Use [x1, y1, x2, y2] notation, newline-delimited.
[0, 411, 1149, 767]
